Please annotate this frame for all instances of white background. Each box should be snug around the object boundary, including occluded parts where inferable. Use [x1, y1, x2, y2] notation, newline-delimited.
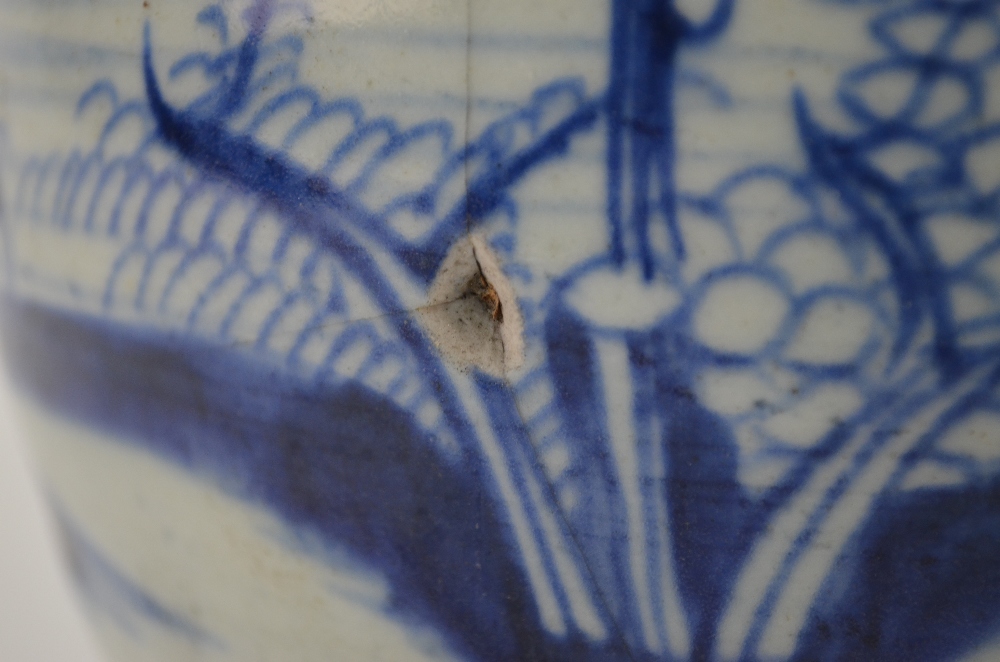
[0, 371, 105, 662]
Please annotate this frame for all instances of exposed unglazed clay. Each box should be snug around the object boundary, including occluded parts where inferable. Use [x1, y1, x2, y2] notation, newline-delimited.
[418, 235, 524, 378]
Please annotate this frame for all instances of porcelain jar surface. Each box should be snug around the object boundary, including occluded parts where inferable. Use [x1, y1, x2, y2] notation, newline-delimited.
[1, 1, 1000, 661]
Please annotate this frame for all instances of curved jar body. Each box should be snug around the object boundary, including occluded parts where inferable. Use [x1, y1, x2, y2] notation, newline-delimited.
[1, 1, 1000, 660]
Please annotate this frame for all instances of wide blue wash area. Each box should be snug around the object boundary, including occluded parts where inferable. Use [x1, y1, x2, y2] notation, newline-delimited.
[1, 0, 999, 660]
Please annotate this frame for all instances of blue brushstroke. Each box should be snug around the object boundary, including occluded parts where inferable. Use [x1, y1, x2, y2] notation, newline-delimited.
[3, 0, 1000, 660]
[51, 505, 222, 647]
[795, 0, 1000, 379]
[794, 472, 1000, 662]
[1, 297, 635, 662]
[606, 0, 734, 278]
[141, 19, 601, 284]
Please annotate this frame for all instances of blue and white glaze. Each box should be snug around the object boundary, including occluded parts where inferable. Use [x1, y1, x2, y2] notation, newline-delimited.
[1, 0, 999, 660]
